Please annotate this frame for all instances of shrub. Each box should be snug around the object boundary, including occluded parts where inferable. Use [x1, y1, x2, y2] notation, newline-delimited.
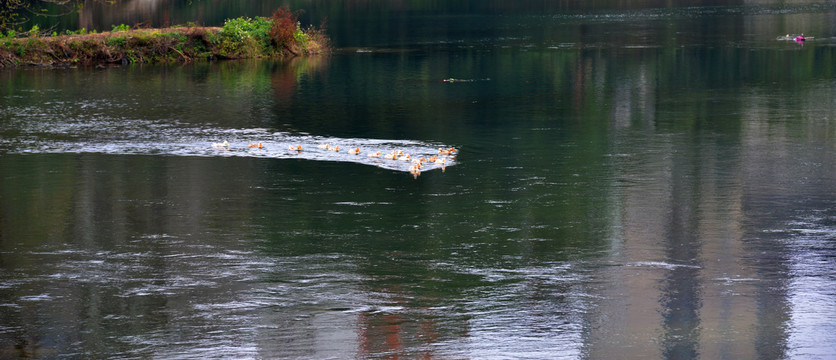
[293, 23, 307, 46]
[65, 28, 87, 36]
[300, 23, 329, 54]
[269, 7, 298, 50]
[112, 24, 130, 32]
[213, 16, 272, 57]
[206, 7, 328, 57]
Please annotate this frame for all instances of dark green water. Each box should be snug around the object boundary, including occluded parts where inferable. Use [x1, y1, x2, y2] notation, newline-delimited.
[2, 1, 836, 358]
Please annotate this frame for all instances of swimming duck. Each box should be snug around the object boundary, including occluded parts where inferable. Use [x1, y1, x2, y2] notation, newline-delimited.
[434, 157, 446, 164]
[348, 147, 360, 155]
[288, 145, 303, 151]
[212, 141, 230, 147]
[409, 163, 422, 178]
[438, 147, 457, 155]
[367, 151, 382, 158]
[399, 154, 412, 161]
[249, 142, 264, 149]
[329, 145, 340, 152]
[384, 152, 398, 160]
[317, 143, 330, 150]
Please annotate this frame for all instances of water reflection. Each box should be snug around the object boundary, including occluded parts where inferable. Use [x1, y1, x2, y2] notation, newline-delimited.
[0, 61, 456, 175]
[2, 1, 836, 359]
[55, 0, 836, 49]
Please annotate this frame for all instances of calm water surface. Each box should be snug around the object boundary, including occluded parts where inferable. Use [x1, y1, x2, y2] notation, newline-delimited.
[2, 1, 836, 359]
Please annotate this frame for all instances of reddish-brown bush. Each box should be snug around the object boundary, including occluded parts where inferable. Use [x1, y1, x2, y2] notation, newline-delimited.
[269, 7, 298, 49]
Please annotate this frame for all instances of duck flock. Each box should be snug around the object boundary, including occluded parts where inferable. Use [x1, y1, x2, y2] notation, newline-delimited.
[212, 140, 457, 178]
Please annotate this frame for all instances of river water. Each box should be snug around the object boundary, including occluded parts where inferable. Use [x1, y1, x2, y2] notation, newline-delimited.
[2, 1, 836, 359]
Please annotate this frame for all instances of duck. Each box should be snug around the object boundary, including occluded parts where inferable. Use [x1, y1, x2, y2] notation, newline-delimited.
[434, 157, 446, 164]
[399, 154, 412, 161]
[384, 152, 398, 160]
[249, 142, 264, 149]
[212, 140, 230, 147]
[317, 143, 330, 150]
[409, 163, 422, 178]
[367, 151, 382, 158]
[288, 145, 303, 151]
[348, 147, 360, 155]
[438, 147, 457, 155]
[795, 34, 806, 42]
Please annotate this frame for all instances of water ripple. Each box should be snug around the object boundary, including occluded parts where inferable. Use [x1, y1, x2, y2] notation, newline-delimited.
[0, 112, 457, 174]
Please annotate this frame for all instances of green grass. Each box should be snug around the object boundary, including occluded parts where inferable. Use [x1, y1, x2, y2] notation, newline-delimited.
[111, 24, 130, 32]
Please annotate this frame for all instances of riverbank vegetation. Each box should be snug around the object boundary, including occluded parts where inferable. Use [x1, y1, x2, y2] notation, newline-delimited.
[0, 7, 329, 68]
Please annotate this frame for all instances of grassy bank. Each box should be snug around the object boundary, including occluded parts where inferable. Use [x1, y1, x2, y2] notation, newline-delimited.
[0, 9, 328, 68]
